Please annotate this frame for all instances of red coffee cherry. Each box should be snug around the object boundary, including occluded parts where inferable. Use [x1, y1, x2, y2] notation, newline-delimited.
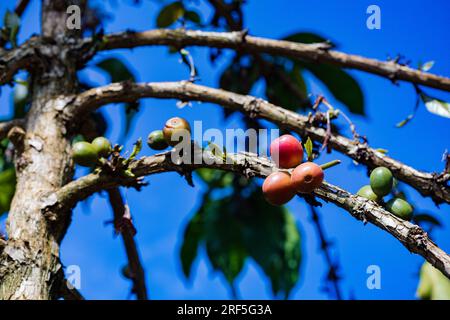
[270, 135, 304, 168]
[291, 162, 324, 193]
[262, 172, 296, 206]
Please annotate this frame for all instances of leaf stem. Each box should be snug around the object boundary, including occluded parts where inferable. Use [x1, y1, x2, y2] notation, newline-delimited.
[320, 159, 341, 170]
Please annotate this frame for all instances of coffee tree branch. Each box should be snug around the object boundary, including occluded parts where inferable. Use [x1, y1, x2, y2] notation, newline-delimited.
[66, 81, 450, 204]
[0, 118, 25, 139]
[107, 188, 148, 300]
[0, 37, 41, 85]
[45, 151, 450, 279]
[85, 29, 450, 91]
[15, 0, 31, 17]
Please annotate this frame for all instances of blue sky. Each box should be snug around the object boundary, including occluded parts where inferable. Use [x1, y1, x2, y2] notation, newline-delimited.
[0, 0, 449, 299]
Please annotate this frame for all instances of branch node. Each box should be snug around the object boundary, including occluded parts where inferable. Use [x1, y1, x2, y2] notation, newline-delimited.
[243, 98, 261, 118]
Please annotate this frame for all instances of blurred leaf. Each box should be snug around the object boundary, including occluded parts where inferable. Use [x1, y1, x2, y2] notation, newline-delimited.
[180, 210, 204, 278]
[4, 10, 20, 47]
[123, 101, 140, 139]
[183, 187, 301, 298]
[241, 191, 301, 298]
[156, 1, 185, 28]
[195, 168, 234, 188]
[0, 167, 16, 216]
[96, 57, 135, 83]
[184, 10, 201, 25]
[265, 64, 307, 111]
[96, 58, 139, 138]
[219, 61, 260, 96]
[283, 32, 332, 46]
[284, 32, 363, 115]
[421, 94, 450, 119]
[204, 197, 246, 284]
[413, 213, 442, 228]
[13, 81, 29, 118]
[419, 61, 434, 72]
[305, 63, 364, 115]
[304, 137, 313, 161]
[417, 262, 450, 300]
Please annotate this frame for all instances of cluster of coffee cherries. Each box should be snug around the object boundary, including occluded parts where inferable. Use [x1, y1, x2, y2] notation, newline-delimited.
[357, 166, 413, 220]
[147, 117, 191, 150]
[72, 136, 112, 167]
[263, 135, 325, 206]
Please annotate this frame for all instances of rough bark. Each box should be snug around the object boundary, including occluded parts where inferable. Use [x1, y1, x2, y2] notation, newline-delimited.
[44, 150, 450, 279]
[65, 81, 450, 204]
[0, 0, 82, 300]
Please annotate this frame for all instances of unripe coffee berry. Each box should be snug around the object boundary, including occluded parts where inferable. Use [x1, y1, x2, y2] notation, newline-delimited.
[357, 185, 379, 201]
[147, 130, 169, 150]
[385, 198, 413, 221]
[291, 162, 324, 193]
[270, 135, 303, 168]
[262, 172, 296, 206]
[91, 136, 111, 158]
[72, 141, 98, 167]
[370, 167, 393, 197]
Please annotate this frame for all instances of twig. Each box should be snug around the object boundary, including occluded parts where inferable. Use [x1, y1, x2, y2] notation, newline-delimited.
[15, 0, 31, 17]
[308, 205, 343, 300]
[107, 188, 148, 300]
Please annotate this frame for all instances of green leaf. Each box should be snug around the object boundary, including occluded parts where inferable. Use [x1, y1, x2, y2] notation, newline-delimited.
[156, 1, 185, 28]
[203, 197, 246, 284]
[180, 211, 204, 278]
[305, 63, 364, 115]
[96, 58, 139, 138]
[241, 191, 301, 298]
[184, 10, 201, 25]
[304, 137, 313, 161]
[417, 262, 450, 300]
[0, 167, 16, 216]
[185, 187, 301, 298]
[219, 62, 261, 96]
[413, 213, 442, 228]
[4, 10, 20, 47]
[283, 32, 332, 46]
[421, 94, 450, 119]
[195, 169, 234, 189]
[126, 138, 142, 163]
[283, 33, 363, 114]
[265, 64, 307, 111]
[96, 58, 135, 83]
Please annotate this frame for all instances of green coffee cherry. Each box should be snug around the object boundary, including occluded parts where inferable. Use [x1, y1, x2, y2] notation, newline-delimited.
[357, 185, 379, 201]
[91, 136, 112, 158]
[72, 141, 98, 167]
[385, 198, 413, 221]
[370, 167, 393, 197]
[147, 130, 169, 150]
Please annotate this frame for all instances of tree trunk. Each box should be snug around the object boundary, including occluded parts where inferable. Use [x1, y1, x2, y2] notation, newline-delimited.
[0, 0, 81, 300]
